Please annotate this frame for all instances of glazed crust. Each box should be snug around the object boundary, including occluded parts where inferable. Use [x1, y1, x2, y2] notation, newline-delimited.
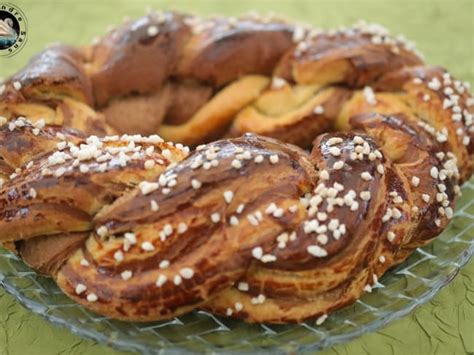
[57, 135, 315, 320]
[0, 11, 472, 324]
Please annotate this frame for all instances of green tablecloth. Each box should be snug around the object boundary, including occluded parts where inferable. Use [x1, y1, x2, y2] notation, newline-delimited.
[0, 0, 473, 353]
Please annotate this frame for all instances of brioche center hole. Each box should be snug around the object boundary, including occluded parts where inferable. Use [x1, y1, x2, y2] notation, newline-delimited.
[100, 81, 213, 135]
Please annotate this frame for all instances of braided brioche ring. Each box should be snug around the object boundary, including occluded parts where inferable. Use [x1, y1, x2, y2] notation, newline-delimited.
[0, 11, 472, 324]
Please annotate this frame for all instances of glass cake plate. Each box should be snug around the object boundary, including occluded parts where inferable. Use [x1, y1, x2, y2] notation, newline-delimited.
[0, 179, 473, 354]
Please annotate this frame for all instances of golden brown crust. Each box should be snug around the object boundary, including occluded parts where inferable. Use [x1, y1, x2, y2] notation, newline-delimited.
[230, 84, 352, 148]
[57, 135, 315, 321]
[349, 113, 457, 247]
[17, 232, 88, 275]
[0, 119, 82, 169]
[1, 13, 472, 160]
[0, 123, 187, 242]
[176, 17, 293, 86]
[204, 132, 409, 322]
[274, 26, 423, 87]
[0, 11, 472, 324]
[374, 66, 474, 181]
[6, 44, 93, 104]
[87, 13, 191, 107]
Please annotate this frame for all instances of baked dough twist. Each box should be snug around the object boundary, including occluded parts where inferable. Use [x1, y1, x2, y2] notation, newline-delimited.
[0, 11, 472, 323]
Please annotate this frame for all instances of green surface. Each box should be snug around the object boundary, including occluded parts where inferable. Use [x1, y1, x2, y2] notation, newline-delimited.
[0, 0, 473, 354]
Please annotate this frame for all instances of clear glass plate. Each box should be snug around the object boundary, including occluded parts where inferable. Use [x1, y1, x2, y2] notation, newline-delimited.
[0, 179, 473, 354]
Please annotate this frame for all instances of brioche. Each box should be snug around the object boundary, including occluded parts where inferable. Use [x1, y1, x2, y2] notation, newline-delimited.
[0, 11, 472, 324]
